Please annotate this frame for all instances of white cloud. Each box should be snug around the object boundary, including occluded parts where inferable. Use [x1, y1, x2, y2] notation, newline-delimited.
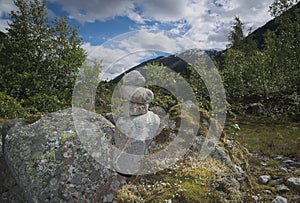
[0, 19, 9, 33]
[49, 0, 135, 23]
[81, 30, 200, 80]
[0, 0, 16, 17]
[43, 0, 275, 50]
[0, 0, 276, 55]
[0, 0, 16, 32]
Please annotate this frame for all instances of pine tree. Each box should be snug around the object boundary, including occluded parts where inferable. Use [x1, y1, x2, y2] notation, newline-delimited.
[0, 0, 86, 114]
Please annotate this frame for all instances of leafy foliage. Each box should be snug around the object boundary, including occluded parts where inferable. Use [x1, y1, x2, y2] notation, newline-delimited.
[0, 0, 86, 118]
[220, 1, 300, 116]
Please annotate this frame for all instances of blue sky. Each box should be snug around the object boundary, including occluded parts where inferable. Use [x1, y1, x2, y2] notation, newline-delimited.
[0, 0, 275, 78]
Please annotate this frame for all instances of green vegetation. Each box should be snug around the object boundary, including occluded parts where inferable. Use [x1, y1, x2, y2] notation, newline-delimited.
[0, 0, 86, 118]
[226, 117, 300, 159]
[117, 157, 244, 203]
[219, 0, 300, 116]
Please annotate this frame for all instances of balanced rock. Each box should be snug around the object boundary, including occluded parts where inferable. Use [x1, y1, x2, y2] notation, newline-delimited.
[120, 86, 154, 104]
[129, 87, 154, 104]
[128, 102, 149, 116]
[116, 111, 160, 141]
[122, 70, 145, 86]
[4, 109, 126, 203]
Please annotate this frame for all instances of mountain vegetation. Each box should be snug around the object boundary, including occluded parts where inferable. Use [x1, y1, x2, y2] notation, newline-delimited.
[218, 0, 300, 118]
[0, 0, 86, 118]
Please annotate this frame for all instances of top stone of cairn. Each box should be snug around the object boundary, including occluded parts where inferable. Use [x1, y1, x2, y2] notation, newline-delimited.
[122, 70, 146, 86]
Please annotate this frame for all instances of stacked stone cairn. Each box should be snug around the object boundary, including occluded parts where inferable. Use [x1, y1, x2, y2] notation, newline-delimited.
[113, 70, 160, 174]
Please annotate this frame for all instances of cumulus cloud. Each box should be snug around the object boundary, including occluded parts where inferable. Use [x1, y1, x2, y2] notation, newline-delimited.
[81, 30, 200, 80]
[0, 0, 16, 32]
[49, 0, 135, 23]
[47, 0, 274, 49]
[0, 0, 276, 55]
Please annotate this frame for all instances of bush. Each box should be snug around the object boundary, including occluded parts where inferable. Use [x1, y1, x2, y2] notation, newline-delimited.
[0, 92, 28, 119]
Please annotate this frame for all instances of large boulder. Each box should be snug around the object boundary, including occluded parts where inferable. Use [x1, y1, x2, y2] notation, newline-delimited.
[4, 108, 126, 203]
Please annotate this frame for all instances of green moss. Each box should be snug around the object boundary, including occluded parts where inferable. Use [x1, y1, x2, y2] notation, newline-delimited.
[31, 151, 44, 160]
[24, 148, 31, 156]
[90, 171, 101, 181]
[45, 150, 55, 161]
[117, 156, 243, 203]
[24, 115, 41, 124]
[26, 162, 38, 176]
[61, 133, 75, 143]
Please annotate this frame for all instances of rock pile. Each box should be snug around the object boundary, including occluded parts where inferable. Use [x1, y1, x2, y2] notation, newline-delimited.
[113, 71, 160, 174]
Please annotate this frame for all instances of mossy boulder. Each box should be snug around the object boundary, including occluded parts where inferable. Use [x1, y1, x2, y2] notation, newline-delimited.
[3, 108, 126, 202]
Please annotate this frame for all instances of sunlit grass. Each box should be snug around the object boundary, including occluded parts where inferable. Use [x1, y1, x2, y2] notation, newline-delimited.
[225, 117, 300, 160]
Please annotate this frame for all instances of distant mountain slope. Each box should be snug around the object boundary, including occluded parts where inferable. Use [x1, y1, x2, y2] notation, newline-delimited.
[245, 2, 300, 49]
[111, 0, 300, 83]
[111, 49, 219, 83]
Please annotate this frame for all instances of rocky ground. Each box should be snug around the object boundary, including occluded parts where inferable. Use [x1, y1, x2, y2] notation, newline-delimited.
[247, 153, 300, 203]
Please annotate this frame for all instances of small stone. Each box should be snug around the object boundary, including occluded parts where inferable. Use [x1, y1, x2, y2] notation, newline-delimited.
[130, 87, 154, 104]
[258, 175, 271, 185]
[292, 195, 300, 201]
[262, 190, 272, 194]
[271, 196, 287, 203]
[286, 177, 300, 192]
[274, 155, 283, 161]
[119, 86, 154, 104]
[283, 159, 294, 164]
[260, 161, 267, 166]
[289, 161, 300, 168]
[252, 195, 259, 202]
[275, 184, 290, 193]
[122, 70, 145, 86]
[280, 167, 288, 173]
[129, 103, 148, 116]
[268, 178, 283, 186]
[120, 102, 148, 117]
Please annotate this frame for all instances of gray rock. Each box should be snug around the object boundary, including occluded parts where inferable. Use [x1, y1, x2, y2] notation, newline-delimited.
[120, 86, 154, 104]
[290, 161, 300, 168]
[4, 108, 126, 203]
[292, 195, 300, 201]
[258, 175, 271, 185]
[0, 155, 27, 202]
[275, 184, 290, 193]
[252, 195, 259, 202]
[262, 190, 272, 194]
[1, 118, 27, 154]
[116, 111, 160, 140]
[286, 177, 300, 192]
[122, 70, 145, 86]
[114, 111, 160, 174]
[129, 103, 149, 116]
[280, 167, 289, 173]
[119, 102, 148, 116]
[271, 196, 287, 203]
[269, 178, 283, 186]
[130, 87, 154, 104]
[245, 102, 264, 115]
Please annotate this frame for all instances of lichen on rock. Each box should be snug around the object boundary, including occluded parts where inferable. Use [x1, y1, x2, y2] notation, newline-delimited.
[3, 108, 126, 203]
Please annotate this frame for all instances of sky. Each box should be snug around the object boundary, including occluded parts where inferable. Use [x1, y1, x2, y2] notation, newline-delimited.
[0, 0, 275, 79]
